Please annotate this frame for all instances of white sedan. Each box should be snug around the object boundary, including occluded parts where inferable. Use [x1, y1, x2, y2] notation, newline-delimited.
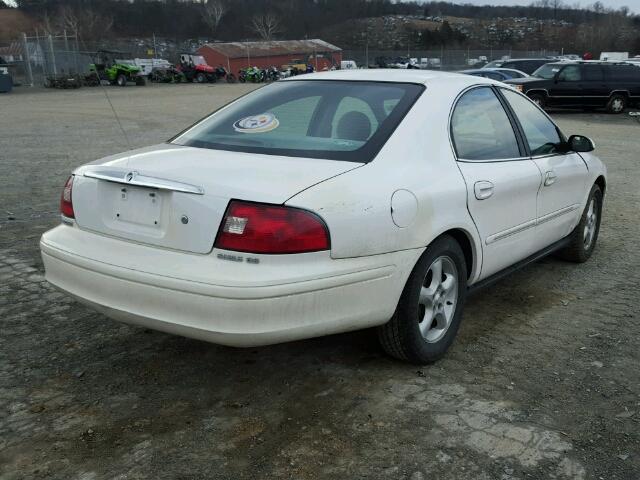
[41, 70, 606, 364]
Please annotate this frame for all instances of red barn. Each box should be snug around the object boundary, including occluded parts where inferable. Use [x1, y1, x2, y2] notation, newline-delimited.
[197, 39, 342, 75]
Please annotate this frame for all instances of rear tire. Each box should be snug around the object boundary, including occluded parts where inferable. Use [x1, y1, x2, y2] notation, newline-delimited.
[528, 92, 546, 109]
[557, 184, 602, 263]
[606, 94, 627, 114]
[378, 235, 467, 364]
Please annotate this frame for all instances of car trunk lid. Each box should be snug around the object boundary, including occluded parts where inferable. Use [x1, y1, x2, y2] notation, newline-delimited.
[71, 144, 361, 254]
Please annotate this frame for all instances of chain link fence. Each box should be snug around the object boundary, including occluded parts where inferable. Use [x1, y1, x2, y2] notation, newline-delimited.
[1, 34, 212, 87]
[2, 32, 562, 87]
[342, 48, 559, 70]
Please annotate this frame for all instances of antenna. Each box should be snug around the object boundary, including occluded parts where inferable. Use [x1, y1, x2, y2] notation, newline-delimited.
[79, 36, 133, 151]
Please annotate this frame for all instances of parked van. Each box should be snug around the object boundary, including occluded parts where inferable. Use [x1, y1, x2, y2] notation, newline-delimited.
[340, 60, 357, 70]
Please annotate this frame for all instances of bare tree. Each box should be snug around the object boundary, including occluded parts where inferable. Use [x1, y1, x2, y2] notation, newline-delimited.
[202, 0, 226, 36]
[251, 13, 281, 40]
[58, 6, 113, 41]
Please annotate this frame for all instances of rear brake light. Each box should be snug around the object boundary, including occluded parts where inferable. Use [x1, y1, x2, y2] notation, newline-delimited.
[60, 175, 75, 219]
[215, 201, 329, 254]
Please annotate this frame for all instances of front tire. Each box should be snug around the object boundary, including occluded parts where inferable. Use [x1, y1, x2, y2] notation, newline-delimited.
[195, 72, 206, 83]
[528, 92, 546, 109]
[378, 235, 467, 364]
[116, 74, 127, 87]
[606, 94, 627, 114]
[557, 184, 602, 263]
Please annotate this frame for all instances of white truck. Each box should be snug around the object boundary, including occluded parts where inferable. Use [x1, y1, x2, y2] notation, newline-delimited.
[340, 60, 357, 70]
[600, 52, 629, 61]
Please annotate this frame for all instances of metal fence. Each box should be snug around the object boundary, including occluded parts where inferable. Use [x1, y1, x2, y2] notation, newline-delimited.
[1, 34, 217, 87]
[2, 33, 562, 87]
[1, 32, 92, 86]
[342, 48, 560, 70]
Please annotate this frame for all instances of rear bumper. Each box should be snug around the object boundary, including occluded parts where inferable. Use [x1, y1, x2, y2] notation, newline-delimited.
[41, 225, 422, 346]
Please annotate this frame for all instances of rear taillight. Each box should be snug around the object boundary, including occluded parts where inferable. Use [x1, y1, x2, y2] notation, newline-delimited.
[215, 201, 330, 254]
[60, 175, 75, 219]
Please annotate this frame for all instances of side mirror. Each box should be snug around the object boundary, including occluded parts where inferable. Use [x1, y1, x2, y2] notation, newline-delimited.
[568, 134, 595, 152]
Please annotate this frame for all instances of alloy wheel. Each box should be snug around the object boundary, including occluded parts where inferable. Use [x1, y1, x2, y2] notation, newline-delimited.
[418, 256, 459, 343]
[583, 198, 598, 249]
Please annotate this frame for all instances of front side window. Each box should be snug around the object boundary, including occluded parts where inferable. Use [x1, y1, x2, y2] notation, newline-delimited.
[501, 89, 562, 156]
[558, 65, 581, 82]
[532, 64, 561, 79]
[172, 80, 424, 162]
[451, 87, 521, 161]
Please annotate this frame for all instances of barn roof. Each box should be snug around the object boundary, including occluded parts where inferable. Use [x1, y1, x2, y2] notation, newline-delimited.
[200, 39, 341, 59]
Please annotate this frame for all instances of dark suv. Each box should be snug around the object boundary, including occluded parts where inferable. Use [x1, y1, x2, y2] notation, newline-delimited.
[482, 58, 551, 74]
[506, 61, 640, 113]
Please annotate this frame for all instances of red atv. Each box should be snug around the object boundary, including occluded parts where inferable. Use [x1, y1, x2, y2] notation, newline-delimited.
[178, 53, 216, 83]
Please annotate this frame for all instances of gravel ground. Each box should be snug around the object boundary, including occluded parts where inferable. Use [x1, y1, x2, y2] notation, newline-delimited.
[0, 84, 638, 480]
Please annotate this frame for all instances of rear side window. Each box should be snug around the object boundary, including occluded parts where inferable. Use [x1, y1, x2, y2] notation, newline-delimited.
[501, 89, 562, 156]
[451, 87, 521, 160]
[584, 66, 604, 81]
[608, 65, 640, 81]
[173, 80, 424, 162]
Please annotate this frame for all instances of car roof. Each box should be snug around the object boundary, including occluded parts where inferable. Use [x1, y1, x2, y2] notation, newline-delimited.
[282, 68, 497, 87]
[547, 60, 631, 66]
[497, 58, 549, 62]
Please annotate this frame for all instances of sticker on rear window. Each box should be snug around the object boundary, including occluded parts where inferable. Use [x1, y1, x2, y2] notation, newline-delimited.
[233, 113, 279, 133]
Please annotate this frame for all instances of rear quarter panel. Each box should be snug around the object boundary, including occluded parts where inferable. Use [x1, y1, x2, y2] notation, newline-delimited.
[286, 81, 482, 279]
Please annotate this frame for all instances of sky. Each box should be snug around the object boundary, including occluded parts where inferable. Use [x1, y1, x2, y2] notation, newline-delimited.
[2, 0, 638, 12]
[441, 0, 639, 12]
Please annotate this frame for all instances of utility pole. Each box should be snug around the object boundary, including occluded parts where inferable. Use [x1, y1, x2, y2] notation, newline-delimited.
[21, 33, 33, 86]
[47, 34, 57, 75]
[153, 33, 157, 59]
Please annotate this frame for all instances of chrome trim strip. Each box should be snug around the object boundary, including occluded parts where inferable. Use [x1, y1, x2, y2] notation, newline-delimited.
[457, 156, 531, 163]
[536, 204, 580, 225]
[486, 204, 580, 245]
[486, 219, 536, 245]
[83, 169, 205, 195]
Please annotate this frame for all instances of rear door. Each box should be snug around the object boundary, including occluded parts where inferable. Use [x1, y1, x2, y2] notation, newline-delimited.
[452, 86, 542, 279]
[500, 88, 589, 250]
[581, 65, 608, 107]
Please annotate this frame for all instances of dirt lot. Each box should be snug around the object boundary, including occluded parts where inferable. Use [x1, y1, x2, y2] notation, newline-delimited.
[0, 84, 638, 480]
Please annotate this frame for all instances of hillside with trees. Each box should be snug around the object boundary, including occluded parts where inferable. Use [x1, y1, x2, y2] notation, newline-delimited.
[2, 0, 639, 54]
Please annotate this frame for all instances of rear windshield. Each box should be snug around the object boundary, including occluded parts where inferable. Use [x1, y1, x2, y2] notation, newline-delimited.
[172, 80, 424, 162]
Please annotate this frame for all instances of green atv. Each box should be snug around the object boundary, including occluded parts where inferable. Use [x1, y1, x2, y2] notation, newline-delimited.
[89, 50, 145, 87]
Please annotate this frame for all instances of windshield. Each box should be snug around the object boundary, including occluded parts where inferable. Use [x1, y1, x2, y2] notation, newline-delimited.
[532, 64, 562, 79]
[193, 56, 207, 65]
[172, 80, 424, 162]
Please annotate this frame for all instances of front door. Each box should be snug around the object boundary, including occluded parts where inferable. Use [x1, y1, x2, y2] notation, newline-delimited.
[548, 65, 583, 107]
[451, 86, 542, 279]
[500, 88, 589, 250]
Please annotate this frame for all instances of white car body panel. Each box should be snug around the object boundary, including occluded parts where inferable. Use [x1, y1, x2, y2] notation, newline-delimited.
[40, 69, 607, 347]
[531, 152, 589, 250]
[71, 144, 361, 254]
[41, 224, 422, 346]
[456, 160, 541, 278]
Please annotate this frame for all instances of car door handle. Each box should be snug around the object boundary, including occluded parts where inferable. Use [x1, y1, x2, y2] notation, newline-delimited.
[544, 171, 557, 186]
[474, 181, 494, 200]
